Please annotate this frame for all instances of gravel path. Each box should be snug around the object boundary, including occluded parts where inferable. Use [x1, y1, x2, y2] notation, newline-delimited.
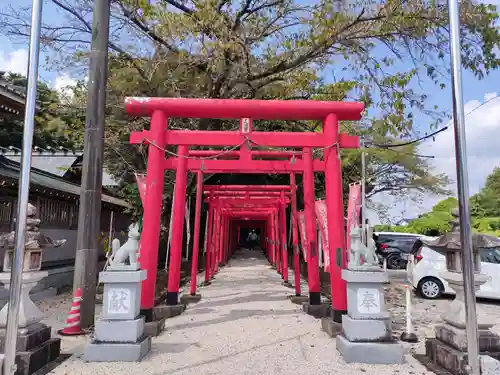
[49, 249, 432, 375]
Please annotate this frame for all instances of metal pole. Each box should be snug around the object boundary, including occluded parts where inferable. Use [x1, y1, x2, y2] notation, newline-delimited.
[108, 211, 114, 253]
[185, 197, 191, 260]
[447, 0, 480, 373]
[165, 185, 176, 269]
[3, 0, 43, 372]
[361, 140, 367, 245]
[405, 285, 412, 334]
[72, 0, 111, 329]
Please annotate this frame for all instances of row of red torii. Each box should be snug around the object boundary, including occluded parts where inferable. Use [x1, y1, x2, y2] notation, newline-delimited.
[127, 97, 365, 323]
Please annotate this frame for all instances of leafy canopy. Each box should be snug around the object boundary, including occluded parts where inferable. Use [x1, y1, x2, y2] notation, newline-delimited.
[0, 72, 74, 149]
[376, 167, 500, 237]
[1, 0, 499, 211]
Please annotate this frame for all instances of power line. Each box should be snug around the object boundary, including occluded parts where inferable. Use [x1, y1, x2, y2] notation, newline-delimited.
[366, 126, 448, 149]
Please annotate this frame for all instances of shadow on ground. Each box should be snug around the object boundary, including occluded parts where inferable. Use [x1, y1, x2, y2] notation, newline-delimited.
[149, 334, 308, 375]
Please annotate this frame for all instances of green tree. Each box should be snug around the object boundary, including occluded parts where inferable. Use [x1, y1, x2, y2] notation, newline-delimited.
[0, 72, 74, 149]
[470, 167, 500, 217]
[374, 197, 457, 235]
[2, 0, 498, 210]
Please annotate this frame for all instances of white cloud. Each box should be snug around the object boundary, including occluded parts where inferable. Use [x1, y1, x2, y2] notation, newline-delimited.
[368, 92, 500, 225]
[419, 92, 500, 195]
[54, 73, 77, 102]
[0, 48, 77, 101]
[0, 49, 28, 75]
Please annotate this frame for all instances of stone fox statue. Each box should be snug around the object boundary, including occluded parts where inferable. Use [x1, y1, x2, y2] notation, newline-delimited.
[110, 222, 140, 267]
[349, 225, 378, 267]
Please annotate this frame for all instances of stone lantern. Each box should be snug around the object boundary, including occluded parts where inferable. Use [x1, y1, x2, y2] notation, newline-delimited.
[422, 208, 500, 375]
[0, 203, 66, 375]
[335, 225, 405, 365]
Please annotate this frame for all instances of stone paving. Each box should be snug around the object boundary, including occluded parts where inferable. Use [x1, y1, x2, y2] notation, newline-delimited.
[34, 249, 500, 375]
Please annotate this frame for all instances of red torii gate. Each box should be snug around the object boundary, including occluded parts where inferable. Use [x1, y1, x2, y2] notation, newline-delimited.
[205, 190, 292, 286]
[198, 194, 282, 292]
[127, 97, 363, 323]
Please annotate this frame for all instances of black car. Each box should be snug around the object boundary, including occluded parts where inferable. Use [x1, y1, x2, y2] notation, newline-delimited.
[373, 232, 421, 269]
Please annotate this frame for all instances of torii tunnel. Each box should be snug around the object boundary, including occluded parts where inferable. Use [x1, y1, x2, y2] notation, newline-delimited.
[128, 97, 364, 324]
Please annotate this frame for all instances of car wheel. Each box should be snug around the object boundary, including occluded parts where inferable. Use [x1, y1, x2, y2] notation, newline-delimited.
[418, 277, 443, 299]
[386, 254, 401, 269]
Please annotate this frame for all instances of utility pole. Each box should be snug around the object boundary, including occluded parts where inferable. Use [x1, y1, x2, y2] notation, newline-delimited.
[73, 0, 111, 329]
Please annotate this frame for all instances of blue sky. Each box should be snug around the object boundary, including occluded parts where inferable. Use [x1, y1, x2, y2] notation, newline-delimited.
[1, 0, 499, 223]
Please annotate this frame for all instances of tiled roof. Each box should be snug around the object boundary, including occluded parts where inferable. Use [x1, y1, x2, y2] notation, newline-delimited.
[0, 149, 120, 186]
[0, 75, 41, 114]
[0, 155, 130, 208]
[0, 78, 26, 115]
[0, 78, 26, 98]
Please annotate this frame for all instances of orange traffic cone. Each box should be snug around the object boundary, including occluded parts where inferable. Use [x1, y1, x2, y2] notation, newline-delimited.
[58, 288, 85, 336]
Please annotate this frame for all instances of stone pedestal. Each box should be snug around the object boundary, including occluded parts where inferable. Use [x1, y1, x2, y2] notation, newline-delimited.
[288, 295, 309, 305]
[336, 268, 405, 364]
[425, 271, 500, 374]
[281, 281, 293, 288]
[302, 302, 331, 318]
[0, 272, 61, 375]
[0, 272, 48, 328]
[152, 304, 186, 320]
[84, 270, 151, 362]
[180, 294, 202, 304]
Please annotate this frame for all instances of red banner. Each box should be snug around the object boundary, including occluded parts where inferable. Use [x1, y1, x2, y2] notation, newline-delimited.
[297, 211, 308, 263]
[315, 200, 330, 272]
[135, 173, 147, 206]
[347, 183, 362, 248]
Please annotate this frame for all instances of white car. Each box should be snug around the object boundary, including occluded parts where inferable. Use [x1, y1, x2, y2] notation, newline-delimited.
[407, 244, 500, 300]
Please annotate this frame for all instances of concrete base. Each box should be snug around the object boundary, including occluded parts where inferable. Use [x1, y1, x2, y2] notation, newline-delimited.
[425, 337, 468, 375]
[94, 317, 144, 342]
[342, 315, 392, 342]
[288, 295, 309, 305]
[0, 323, 61, 375]
[144, 318, 165, 337]
[153, 304, 186, 320]
[336, 334, 405, 364]
[281, 281, 293, 289]
[302, 303, 330, 318]
[0, 323, 51, 352]
[180, 294, 202, 304]
[481, 355, 500, 375]
[84, 335, 151, 362]
[425, 337, 500, 375]
[14, 338, 61, 375]
[435, 323, 500, 352]
[400, 332, 418, 343]
[321, 318, 342, 338]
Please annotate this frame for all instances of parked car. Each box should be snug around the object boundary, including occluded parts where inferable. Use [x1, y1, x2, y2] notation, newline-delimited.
[373, 232, 422, 269]
[407, 243, 500, 300]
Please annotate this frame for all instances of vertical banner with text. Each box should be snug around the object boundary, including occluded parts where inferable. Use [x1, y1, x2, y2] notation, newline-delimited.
[314, 200, 330, 272]
[347, 183, 362, 251]
[297, 211, 308, 262]
[135, 173, 148, 206]
[134, 173, 148, 263]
